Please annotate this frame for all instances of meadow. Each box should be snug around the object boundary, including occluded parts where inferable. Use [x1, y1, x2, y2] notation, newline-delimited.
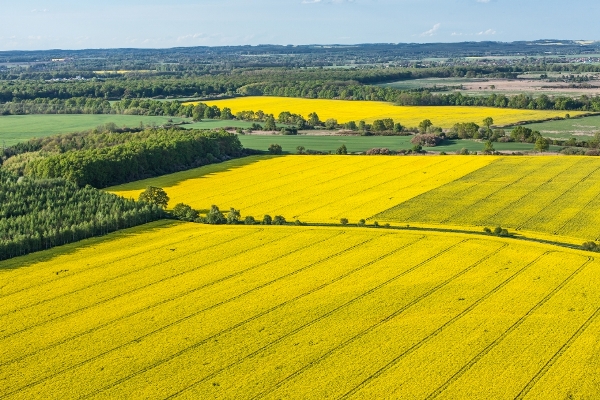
[519, 115, 600, 139]
[0, 222, 599, 399]
[196, 96, 581, 127]
[0, 115, 190, 146]
[237, 134, 556, 153]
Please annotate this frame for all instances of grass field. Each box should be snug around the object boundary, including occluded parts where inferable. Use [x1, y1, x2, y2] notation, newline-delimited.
[518, 115, 600, 138]
[192, 96, 582, 127]
[1, 221, 599, 399]
[0, 114, 191, 146]
[238, 134, 554, 153]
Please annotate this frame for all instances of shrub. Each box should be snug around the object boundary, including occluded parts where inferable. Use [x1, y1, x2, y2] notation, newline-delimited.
[139, 186, 170, 209]
[172, 203, 199, 222]
[324, 118, 338, 130]
[227, 208, 241, 224]
[268, 144, 283, 155]
[483, 140, 496, 155]
[336, 144, 348, 155]
[483, 227, 492, 234]
[582, 241, 600, 252]
[206, 205, 226, 225]
[244, 216, 257, 225]
[366, 148, 391, 155]
[262, 214, 273, 225]
[411, 134, 442, 147]
[272, 215, 287, 225]
[357, 219, 366, 227]
[340, 218, 349, 225]
[561, 147, 586, 155]
[373, 221, 380, 228]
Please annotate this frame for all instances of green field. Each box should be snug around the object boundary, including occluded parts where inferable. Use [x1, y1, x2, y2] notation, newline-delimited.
[377, 77, 476, 90]
[238, 135, 550, 153]
[519, 115, 600, 138]
[0, 115, 192, 146]
[0, 115, 271, 146]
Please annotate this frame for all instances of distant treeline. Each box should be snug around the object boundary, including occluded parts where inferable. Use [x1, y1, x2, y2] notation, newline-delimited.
[2, 93, 600, 119]
[0, 66, 521, 101]
[0, 170, 163, 261]
[2, 128, 244, 188]
[2, 65, 600, 112]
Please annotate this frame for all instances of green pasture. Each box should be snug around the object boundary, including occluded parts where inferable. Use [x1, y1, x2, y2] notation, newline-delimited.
[518, 115, 600, 138]
[0, 114, 191, 146]
[0, 115, 266, 146]
[238, 134, 547, 154]
[377, 78, 475, 90]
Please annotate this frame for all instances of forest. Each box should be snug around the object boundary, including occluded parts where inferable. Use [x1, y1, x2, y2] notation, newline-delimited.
[0, 169, 164, 260]
[3, 128, 244, 187]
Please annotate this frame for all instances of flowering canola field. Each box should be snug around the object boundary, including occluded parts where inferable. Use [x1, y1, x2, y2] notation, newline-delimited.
[1, 221, 599, 399]
[109, 155, 496, 224]
[190, 96, 583, 127]
[111, 155, 600, 241]
[374, 156, 600, 241]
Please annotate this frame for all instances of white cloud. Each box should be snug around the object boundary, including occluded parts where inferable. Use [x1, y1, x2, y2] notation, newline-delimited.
[452, 28, 496, 37]
[420, 23, 441, 37]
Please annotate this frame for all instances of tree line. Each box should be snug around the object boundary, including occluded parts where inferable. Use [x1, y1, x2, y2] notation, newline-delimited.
[2, 65, 600, 112]
[3, 128, 244, 188]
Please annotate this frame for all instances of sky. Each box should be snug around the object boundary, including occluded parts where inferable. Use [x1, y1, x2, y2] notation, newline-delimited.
[0, 0, 599, 51]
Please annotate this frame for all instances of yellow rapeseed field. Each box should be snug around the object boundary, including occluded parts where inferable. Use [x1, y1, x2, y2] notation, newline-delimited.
[374, 155, 600, 241]
[1, 222, 599, 399]
[187, 96, 583, 127]
[109, 155, 496, 224]
[110, 155, 600, 241]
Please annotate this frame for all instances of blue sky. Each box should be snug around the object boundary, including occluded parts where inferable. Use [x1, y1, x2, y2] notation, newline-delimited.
[1, 0, 598, 50]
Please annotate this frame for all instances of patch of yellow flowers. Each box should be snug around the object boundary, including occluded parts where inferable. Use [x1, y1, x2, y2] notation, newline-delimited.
[1, 223, 599, 399]
[186, 96, 583, 127]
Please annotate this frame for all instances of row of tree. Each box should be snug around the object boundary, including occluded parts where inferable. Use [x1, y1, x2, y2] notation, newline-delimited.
[2, 64, 600, 112]
[17, 129, 244, 188]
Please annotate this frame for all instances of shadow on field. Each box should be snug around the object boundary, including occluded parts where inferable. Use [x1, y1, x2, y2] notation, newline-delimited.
[0, 220, 182, 272]
[106, 155, 278, 193]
